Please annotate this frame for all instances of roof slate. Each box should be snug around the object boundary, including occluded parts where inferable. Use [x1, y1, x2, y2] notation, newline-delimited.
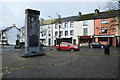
[40, 10, 120, 26]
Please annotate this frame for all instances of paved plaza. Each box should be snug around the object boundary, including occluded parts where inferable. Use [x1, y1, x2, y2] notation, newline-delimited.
[1, 46, 120, 78]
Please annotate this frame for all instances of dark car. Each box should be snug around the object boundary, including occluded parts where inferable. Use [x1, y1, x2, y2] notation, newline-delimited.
[90, 42, 104, 48]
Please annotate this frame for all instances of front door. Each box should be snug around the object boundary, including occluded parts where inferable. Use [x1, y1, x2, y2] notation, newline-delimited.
[109, 38, 112, 46]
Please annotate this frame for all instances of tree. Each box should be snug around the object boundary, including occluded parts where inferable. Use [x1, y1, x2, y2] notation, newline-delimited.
[104, 1, 120, 32]
[104, 1, 120, 47]
[105, 1, 120, 10]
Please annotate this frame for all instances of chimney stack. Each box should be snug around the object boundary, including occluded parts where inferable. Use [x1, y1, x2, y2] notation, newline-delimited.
[95, 9, 99, 14]
[78, 12, 82, 16]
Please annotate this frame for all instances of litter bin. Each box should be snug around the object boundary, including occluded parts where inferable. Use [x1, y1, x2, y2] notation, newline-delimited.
[104, 44, 110, 55]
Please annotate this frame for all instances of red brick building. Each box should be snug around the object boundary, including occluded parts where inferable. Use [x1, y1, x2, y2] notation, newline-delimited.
[94, 18, 116, 46]
[94, 10, 120, 47]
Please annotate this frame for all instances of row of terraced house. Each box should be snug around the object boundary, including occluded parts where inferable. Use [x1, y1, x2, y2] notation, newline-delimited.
[0, 9, 120, 47]
[39, 9, 120, 47]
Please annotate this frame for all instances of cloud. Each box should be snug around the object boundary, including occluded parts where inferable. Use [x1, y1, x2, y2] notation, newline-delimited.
[1, 3, 26, 28]
[1, 0, 110, 2]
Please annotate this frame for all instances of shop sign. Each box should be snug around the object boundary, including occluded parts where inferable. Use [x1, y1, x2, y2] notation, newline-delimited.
[79, 36, 91, 38]
[94, 35, 115, 37]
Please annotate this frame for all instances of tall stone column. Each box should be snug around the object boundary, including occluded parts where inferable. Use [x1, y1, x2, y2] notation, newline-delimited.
[20, 9, 44, 57]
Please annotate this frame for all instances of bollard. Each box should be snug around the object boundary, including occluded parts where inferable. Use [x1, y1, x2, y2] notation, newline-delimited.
[104, 44, 110, 55]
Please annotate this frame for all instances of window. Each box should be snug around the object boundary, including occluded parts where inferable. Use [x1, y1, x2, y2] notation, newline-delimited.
[44, 30, 46, 35]
[60, 31, 63, 36]
[101, 19, 107, 24]
[101, 27, 107, 33]
[70, 22, 74, 27]
[55, 31, 58, 36]
[83, 28, 88, 35]
[55, 24, 58, 29]
[48, 31, 51, 36]
[65, 31, 68, 36]
[42, 34, 44, 37]
[60, 24, 63, 28]
[99, 37, 108, 41]
[83, 21, 88, 26]
[48, 25, 50, 28]
[64, 23, 68, 28]
[70, 30, 74, 35]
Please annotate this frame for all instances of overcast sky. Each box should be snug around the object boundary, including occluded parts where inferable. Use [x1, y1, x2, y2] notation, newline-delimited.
[0, 0, 112, 29]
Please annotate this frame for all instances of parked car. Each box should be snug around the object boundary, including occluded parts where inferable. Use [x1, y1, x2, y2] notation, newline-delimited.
[89, 42, 105, 48]
[79, 42, 89, 47]
[55, 42, 79, 51]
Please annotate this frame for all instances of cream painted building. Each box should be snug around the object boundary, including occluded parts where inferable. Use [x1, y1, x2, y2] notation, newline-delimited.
[40, 12, 95, 46]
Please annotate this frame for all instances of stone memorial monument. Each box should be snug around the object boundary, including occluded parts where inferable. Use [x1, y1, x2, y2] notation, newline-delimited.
[20, 9, 44, 57]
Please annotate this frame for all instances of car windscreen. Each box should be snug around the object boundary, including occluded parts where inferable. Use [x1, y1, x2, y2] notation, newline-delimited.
[69, 44, 74, 46]
[95, 43, 100, 45]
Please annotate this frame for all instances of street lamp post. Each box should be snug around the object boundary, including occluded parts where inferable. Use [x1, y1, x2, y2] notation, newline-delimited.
[58, 15, 61, 51]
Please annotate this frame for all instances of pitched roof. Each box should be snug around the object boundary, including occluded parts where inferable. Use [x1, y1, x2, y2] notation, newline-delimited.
[41, 10, 120, 25]
[40, 19, 58, 26]
[1, 26, 20, 32]
[2, 26, 13, 32]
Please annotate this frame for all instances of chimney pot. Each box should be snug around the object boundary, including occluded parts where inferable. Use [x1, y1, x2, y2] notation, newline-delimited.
[95, 9, 99, 14]
[78, 12, 82, 16]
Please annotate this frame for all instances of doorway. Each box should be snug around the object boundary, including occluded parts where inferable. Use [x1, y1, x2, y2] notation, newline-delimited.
[109, 38, 113, 46]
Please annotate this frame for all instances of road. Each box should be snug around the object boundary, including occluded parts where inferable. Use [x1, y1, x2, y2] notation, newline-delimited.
[1, 46, 120, 79]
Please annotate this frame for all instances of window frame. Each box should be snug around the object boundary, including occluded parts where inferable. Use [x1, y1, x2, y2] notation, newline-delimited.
[48, 31, 51, 36]
[70, 22, 74, 27]
[83, 21, 88, 26]
[101, 27, 107, 33]
[64, 23, 68, 28]
[70, 30, 74, 35]
[55, 31, 58, 36]
[101, 19, 107, 24]
[65, 31, 68, 36]
[55, 24, 58, 29]
[83, 28, 88, 35]
[60, 31, 63, 36]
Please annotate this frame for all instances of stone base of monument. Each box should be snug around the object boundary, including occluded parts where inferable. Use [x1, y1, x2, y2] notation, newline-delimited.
[19, 47, 45, 57]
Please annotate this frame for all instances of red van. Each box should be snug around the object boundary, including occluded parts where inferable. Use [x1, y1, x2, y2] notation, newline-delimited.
[55, 42, 79, 51]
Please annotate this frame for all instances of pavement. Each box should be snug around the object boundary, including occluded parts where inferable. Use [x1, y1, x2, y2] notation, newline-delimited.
[1, 46, 120, 78]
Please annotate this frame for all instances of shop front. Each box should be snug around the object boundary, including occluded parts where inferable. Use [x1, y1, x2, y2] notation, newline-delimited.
[78, 36, 93, 46]
[55, 37, 73, 46]
[94, 35, 116, 47]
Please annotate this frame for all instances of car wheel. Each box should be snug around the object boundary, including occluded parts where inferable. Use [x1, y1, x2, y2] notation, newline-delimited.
[70, 48, 74, 52]
[90, 46, 93, 48]
[101, 46, 104, 48]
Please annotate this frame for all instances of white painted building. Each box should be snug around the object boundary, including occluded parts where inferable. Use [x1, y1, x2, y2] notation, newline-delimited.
[40, 19, 79, 46]
[19, 27, 25, 42]
[40, 12, 96, 46]
[74, 20, 94, 46]
[0, 25, 20, 45]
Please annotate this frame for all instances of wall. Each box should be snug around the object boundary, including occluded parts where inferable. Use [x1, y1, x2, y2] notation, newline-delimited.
[94, 18, 116, 35]
[94, 18, 117, 47]
[7, 27, 19, 45]
[74, 20, 94, 45]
